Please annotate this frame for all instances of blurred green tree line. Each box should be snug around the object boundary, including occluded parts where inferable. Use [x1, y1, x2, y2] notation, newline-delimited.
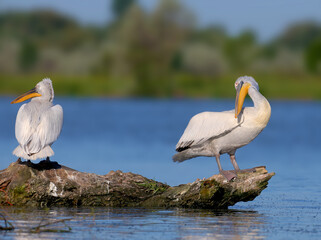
[1, 0, 321, 98]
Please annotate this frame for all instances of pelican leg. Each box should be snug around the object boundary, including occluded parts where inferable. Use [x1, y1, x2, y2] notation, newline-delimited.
[230, 154, 256, 173]
[215, 154, 236, 181]
[230, 154, 240, 172]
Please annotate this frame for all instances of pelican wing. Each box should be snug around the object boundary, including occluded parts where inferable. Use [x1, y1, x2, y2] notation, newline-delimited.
[176, 110, 239, 151]
[15, 104, 63, 155]
[15, 104, 34, 154]
[35, 104, 63, 150]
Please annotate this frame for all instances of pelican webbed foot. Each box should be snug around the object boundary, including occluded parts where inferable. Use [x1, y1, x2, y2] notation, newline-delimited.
[17, 158, 61, 170]
[220, 170, 237, 181]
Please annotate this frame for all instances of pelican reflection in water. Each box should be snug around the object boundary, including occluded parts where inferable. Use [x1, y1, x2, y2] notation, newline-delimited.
[11, 78, 63, 161]
[173, 76, 271, 181]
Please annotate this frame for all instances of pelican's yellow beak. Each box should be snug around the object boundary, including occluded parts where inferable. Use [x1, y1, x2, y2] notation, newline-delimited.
[11, 88, 42, 104]
[235, 82, 251, 118]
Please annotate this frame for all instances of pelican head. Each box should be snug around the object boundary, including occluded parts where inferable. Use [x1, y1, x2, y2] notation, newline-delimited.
[11, 78, 54, 104]
[234, 76, 259, 118]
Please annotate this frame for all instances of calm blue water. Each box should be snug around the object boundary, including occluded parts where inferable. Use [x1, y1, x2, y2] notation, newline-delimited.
[1, 97, 321, 239]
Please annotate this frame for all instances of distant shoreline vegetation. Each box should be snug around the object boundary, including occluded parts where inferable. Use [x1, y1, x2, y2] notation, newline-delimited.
[0, 0, 321, 99]
[1, 74, 321, 99]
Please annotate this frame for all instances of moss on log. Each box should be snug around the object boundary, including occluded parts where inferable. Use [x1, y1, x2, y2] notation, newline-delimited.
[0, 159, 274, 209]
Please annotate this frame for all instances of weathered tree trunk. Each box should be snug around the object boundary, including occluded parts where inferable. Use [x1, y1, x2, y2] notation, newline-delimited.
[0, 159, 274, 209]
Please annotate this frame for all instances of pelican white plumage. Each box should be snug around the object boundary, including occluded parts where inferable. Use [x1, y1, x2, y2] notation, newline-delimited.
[11, 78, 63, 161]
[173, 76, 271, 181]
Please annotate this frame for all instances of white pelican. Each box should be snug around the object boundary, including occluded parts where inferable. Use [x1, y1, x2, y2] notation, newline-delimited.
[11, 78, 63, 161]
[173, 76, 271, 181]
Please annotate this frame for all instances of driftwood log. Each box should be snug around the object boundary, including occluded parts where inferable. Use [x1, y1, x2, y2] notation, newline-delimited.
[0, 159, 274, 209]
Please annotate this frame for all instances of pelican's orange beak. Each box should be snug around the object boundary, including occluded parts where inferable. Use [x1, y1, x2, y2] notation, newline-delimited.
[11, 88, 42, 104]
[235, 82, 251, 118]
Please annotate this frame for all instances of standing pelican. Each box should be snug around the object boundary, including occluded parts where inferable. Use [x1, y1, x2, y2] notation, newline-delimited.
[173, 76, 271, 181]
[11, 78, 63, 161]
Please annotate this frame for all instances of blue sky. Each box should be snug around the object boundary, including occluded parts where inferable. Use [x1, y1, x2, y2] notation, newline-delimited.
[0, 0, 321, 42]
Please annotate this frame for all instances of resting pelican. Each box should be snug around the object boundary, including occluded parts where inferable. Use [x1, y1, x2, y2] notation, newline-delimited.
[11, 78, 63, 161]
[173, 76, 271, 181]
